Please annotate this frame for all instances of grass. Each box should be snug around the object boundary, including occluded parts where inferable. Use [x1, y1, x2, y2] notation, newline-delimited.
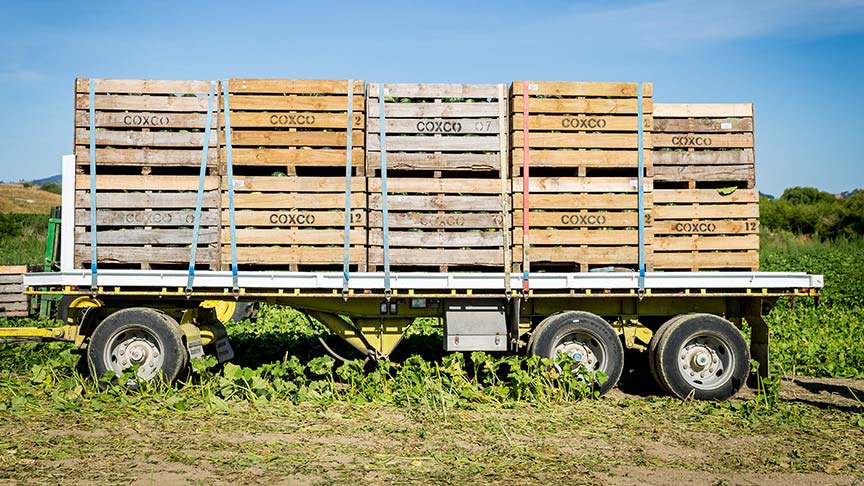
[0, 183, 60, 214]
[0, 213, 48, 266]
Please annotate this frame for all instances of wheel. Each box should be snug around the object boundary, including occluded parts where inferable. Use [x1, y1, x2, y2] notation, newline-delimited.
[86, 308, 187, 383]
[648, 314, 692, 394]
[654, 313, 750, 401]
[529, 311, 625, 396]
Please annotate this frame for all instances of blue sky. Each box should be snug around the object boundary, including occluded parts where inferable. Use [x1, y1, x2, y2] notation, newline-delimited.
[1, 0, 862, 196]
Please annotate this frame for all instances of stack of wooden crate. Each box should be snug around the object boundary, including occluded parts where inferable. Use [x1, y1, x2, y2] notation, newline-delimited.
[0, 266, 28, 318]
[652, 104, 759, 271]
[221, 79, 366, 270]
[510, 81, 654, 272]
[366, 83, 509, 271]
[73, 79, 220, 269]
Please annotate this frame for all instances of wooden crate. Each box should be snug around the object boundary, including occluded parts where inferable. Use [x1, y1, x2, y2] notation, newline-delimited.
[222, 79, 366, 270]
[510, 81, 654, 271]
[653, 189, 759, 271]
[73, 79, 221, 269]
[366, 83, 509, 271]
[653, 104, 755, 188]
[0, 266, 28, 318]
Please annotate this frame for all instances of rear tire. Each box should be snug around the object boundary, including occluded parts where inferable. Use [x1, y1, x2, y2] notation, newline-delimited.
[529, 311, 625, 396]
[654, 313, 749, 401]
[87, 308, 187, 384]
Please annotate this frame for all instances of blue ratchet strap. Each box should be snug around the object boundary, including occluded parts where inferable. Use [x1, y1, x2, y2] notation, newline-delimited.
[88, 80, 98, 290]
[223, 80, 239, 291]
[342, 80, 354, 294]
[378, 84, 391, 296]
[637, 82, 646, 291]
[186, 81, 216, 292]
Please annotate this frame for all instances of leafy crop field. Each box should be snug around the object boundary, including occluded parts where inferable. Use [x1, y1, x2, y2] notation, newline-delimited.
[1, 189, 863, 483]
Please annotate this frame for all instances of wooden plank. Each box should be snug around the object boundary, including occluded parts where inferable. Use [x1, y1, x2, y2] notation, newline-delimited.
[232, 210, 366, 227]
[226, 229, 364, 245]
[654, 117, 752, 133]
[511, 96, 653, 115]
[77, 79, 213, 94]
[367, 103, 498, 118]
[75, 246, 217, 264]
[513, 228, 643, 245]
[367, 117, 499, 134]
[512, 193, 650, 209]
[75, 111, 215, 129]
[228, 193, 365, 209]
[369, 230, 503, 247]
[0, 284, 25, 293]
[228, 247, 365, 265]
[230, 130, 363, 148]
[369, 194, 502, 211]
[0, 266, 27, 274]
[653, 133, 753, 149]
[0, 276, 23, 285]
[511, 81, 652, 98]
[229, 148, 363, 166]
[0, 294, 28, 304]
[75, 228, 218, 245]
[512, 177, 651, 193]
[653, 165, 755, 184]
[368, 83, 500, 98]
[653, 251, 758, 269]
[227, 176, 365, 192]
[366, 153, 500, 171]
[228, 95, 363, 112]
[654, 204, 760, 220]
[653, 219, 759, 234]
[511, 132, 650, 149]
[369, 248, 503, 266]
[74, 147, 218, 166]
[228, 112, 364, 129]
[654, 235, 759, 252]
[75, 209, 219, 227]
[512, 114, 645, 132]
[76, 94, 210, 112]
[75, 175, 219, 191]
[228, 79, 363, 95]
[368, 178, 500, 194]
[75, 128, 217, 148]
[76, 192, 219, 208]
[510, 149, 651, 169]
[654, 189, 758, 204]
[513, 211, 639, 227]
[512, 246, 639, 263]
[654, 104, 753, 118]
[653, 149, 754, 166]
[369, 212, 504, 229]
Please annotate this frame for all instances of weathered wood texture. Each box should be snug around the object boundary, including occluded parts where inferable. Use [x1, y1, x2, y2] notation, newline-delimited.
[74, 79, 220, 170]
[652, 188, 759, 271]
[222, 80, 366, 269]
[511, 81, 653, 271]
[366, 84, 509, 270]
[74, 174, 220, 270]
[653, 103, 755, 188]
[0, 266, 28, 318]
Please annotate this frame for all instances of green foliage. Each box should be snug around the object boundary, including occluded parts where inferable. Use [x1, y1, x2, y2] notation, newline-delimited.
[39, 183, 62, 195]
[760, 187, 863, 239]
[0, 213, 48, 265]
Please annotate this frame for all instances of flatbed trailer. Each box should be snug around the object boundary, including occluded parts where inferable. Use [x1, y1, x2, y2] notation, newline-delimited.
[14, 268, 823, 401]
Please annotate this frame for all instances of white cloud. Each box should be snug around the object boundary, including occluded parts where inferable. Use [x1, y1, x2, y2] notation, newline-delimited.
[0, 67, 47, 82]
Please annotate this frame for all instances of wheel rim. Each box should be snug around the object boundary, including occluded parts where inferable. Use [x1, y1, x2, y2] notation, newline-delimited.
[676, 333, 733, 390]
[554, 331, 607, 373]
[103, 326, 165, 381]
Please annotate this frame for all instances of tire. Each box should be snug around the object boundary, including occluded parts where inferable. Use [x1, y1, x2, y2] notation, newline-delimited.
[86, 308, 187, 384]
[648, 314, 692, 394]
[654, 313, 749, 401]
[529, 311, 625, 396]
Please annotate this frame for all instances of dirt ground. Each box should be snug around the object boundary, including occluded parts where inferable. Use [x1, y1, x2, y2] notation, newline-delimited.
[1, 377, 862, 485]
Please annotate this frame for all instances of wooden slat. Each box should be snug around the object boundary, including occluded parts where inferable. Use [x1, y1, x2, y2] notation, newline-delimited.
[0, 294, 28, 304]
[228, 247, 365, 265]
[74, 147, 218, 166]
[513, 177, 651, 193]
[653, 251, 759, 269]
[230, 130, 363, 148]
[0, 266, 27, 274]
[510, 97, 652, 115]
[367, 103, 498, 118]
[76, 94, 210, 112]
[513, 193, 650, 209]
[513, 211, 639, 227]
[232, 210, 365, 227]
[75, 111, 215, 129]
[369, 194, 502, 211]
[76, 191, 219, 208]
[228, 95, 363, 112]
[654, 189, 758, 204]
[655, 235, 758, 251]
[226, 229, 364, 245]
[510, 149, 651, 169]
[228, 193, 364, 209]
[512, 246, 639, 263]
[513, 228, 644, 245]
[653, 149, 754, 166]
[75, 246, 217, 264]
[368, 178, 500, 194]
[367, 117, 499, 134]
[75, 175, 219, 191]
[654, 204, 759, 220]
[75, 209, 219, 227]
[75, 129, 217, 148]
[511, 81, 652, 98]
[369, 248, 502, 266]
[653, 133, 753, 149]
[654, 165, 755, 183]
[369, 212, 503, 229]
[654, 103, 753, 118]
[653, 219, 759, 234]
[228, 79, 363, 95]
[366, 153, 500, 171]
[229, 148, 364, 166]
[77, 79, 213, 94]
[75, 228, 218, 245]
[511, 132, 650, 149]
[369, 230, 503, 247]
[368, 83, 500, 98]
[654, 117, 752, 133]
[512, 114, 645, 132]
[0, 284, 26, 293]
[227, 176, 364, 192]
[228, 112, 363, 129]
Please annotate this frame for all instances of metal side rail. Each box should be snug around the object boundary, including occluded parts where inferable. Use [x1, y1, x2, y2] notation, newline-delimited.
[24, 270, 824, 296]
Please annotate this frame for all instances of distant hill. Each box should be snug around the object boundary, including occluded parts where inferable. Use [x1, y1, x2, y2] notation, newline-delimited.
[759, 191, 775, 200]
[0, 184, 61, 214]
[837, 189, 861, 199]
[30, 174, 61, 186]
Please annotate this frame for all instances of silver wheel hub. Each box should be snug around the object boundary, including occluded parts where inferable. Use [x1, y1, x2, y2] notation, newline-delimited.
[678, 335, 732, 390]
[554, 332, 605, 373]
[105, 329, 164, 381]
